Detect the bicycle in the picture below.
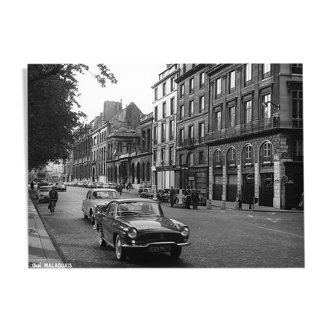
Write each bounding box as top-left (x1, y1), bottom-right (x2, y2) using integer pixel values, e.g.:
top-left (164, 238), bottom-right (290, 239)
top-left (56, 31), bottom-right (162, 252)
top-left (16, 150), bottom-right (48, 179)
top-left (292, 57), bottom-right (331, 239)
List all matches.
top-left (49, 199), bottom-right (57, 214)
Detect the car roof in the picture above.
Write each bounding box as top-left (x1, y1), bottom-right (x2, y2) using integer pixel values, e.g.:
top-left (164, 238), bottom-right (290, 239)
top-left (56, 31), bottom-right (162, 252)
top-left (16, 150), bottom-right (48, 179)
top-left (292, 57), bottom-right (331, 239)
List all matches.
top-left (89, 188), bottom-right (117, 192)
top-left (114, 198), bottom-right (161, 204)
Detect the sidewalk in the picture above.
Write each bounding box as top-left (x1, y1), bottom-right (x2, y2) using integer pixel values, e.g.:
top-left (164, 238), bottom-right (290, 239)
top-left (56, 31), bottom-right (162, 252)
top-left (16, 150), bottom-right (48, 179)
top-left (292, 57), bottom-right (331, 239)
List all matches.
top-left (28, 189), bottom-right (64, 268)
top-left (123, 188), bottom-right (303, 213)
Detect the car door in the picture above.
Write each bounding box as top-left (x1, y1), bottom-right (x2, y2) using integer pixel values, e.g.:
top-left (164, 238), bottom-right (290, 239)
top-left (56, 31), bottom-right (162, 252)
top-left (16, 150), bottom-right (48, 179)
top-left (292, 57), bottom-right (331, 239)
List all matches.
top-left (83, 191), bottom-right (91, 215)
top-left (102, 202), bottom-right (117, 242)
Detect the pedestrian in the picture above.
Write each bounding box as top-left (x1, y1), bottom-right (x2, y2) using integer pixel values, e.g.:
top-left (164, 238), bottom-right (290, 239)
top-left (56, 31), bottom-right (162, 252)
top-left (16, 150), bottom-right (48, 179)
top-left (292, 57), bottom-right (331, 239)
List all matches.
top-left (236, 190), bottom-right (244, 209)
top-left (30, 181), bottom-right (34, 190)
top-left (119, 184), bottom-right (123, 196)
top-left (191, 190), bottom-right (199, 210)
top-left (185, 187), bottom-right (191, 209)
top-left (170, 186), bottom-right (176, 207)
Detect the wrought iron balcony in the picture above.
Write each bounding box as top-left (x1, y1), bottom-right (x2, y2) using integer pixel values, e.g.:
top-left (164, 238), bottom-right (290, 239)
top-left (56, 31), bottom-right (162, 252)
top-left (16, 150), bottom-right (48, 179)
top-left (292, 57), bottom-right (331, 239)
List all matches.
top-left (205, 117), bottom-right (280, 143)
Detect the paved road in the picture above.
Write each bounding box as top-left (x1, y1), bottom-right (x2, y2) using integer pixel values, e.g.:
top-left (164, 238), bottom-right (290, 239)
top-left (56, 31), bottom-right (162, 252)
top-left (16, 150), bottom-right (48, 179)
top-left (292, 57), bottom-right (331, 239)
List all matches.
top-left (33, 186), bottom-right (304, 268)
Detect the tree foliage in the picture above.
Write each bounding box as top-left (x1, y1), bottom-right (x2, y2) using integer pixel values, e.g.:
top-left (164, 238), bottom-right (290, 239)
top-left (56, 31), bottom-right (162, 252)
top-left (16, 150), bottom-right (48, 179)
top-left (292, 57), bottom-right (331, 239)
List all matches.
top-left (28, 64), bottom-right (117, 170)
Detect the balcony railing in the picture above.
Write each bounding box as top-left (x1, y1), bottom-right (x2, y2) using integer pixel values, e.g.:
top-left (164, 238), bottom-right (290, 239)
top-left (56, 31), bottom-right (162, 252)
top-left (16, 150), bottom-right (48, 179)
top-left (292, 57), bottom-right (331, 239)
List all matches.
top-left (178, 137), bottom-right (205, 148)
top-left (206, 117), bottom-right (280, 143)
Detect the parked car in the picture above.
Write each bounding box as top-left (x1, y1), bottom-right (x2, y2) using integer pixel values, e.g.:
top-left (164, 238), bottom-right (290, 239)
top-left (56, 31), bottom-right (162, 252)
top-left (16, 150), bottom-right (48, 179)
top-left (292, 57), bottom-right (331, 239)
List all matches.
top-left (55, 182), bottom-right (67, 191)
top-left (37, 181), bottom-right (49, 190)
top-left (140, 188), bottom-right (156, 200)
top-left (95, 198), bottom-right (191, 261)
top-left (82, 189), bottom-right (120, 226)
top-left (158, 189), bottom-right (170, 202)
top-left (37, 185), bottom-right (53, 203)
top-left (191, 189), bottom-right (207, 206)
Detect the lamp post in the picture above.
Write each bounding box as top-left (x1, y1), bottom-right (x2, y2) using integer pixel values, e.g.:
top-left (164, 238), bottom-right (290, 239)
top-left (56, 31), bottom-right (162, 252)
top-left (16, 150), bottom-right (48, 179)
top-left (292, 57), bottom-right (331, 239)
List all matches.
top-left (262, 101), bottom-right (280, 110)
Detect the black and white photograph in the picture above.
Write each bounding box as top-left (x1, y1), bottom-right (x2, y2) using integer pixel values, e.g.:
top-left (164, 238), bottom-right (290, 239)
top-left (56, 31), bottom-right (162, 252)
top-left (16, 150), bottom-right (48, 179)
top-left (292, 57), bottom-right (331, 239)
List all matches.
top-left (27, 63), bottom-right (304, 268)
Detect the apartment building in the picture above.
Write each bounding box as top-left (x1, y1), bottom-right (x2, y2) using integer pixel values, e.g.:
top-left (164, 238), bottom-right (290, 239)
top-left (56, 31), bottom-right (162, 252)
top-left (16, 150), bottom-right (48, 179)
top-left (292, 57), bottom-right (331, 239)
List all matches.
top-left (151, 64), bottom-right (179, 190)
top-left (174, 64), bottom-right (215, 195)
top-left (205, 63), bottom-right (303, 208)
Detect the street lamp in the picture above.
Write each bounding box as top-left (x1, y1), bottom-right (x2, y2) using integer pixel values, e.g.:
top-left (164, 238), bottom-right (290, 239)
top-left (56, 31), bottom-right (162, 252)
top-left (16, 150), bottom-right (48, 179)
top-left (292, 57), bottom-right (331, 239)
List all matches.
top-left (262, 101), bottom-right (280, 110)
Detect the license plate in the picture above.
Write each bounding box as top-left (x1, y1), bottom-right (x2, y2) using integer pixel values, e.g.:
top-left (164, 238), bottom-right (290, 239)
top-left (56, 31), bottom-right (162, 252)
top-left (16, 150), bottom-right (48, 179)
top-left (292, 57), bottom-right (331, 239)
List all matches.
top-left (149, 245), bottom-right (171, 252)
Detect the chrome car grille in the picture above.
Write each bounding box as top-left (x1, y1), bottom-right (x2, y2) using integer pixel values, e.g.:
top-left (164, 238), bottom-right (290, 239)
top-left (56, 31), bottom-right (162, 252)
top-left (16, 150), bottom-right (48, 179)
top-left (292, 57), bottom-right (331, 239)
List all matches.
top-left (138, 232), bottom-right (183, 243)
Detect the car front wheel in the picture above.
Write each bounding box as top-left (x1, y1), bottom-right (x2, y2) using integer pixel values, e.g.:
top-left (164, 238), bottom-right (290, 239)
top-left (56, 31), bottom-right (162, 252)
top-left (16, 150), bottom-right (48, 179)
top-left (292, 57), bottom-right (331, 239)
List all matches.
top-left (115, 235), bottom-right (126, 261)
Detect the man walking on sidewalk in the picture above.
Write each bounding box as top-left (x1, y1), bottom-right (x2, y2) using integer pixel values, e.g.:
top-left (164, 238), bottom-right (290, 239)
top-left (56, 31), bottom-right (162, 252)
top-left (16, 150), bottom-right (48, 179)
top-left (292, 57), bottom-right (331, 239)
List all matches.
top-left (236, 190), bottom-right (244, 209)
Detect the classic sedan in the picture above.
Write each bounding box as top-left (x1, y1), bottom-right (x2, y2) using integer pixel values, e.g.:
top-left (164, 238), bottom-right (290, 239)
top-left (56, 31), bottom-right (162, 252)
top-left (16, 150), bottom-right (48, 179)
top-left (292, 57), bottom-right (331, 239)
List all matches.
top-left (82, 189), bottom-right (120, 226)
top-left (37, 185), bottom-right (53, 203)
top-left (95, 199), bottom-right (190, 261)
top-left (55, 182), bottom-right (67, 191)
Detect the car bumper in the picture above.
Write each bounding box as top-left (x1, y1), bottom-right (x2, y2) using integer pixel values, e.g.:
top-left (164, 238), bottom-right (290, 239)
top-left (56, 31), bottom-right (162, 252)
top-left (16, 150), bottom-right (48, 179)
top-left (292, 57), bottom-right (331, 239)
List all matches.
top-left (121, 241), bottom-right (191, 250)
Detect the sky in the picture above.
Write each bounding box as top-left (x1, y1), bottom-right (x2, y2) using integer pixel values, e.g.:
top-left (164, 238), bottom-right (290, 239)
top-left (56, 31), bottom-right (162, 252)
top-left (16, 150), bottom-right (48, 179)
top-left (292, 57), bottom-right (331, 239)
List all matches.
top-left (72, 63), bottom-right (167, 123)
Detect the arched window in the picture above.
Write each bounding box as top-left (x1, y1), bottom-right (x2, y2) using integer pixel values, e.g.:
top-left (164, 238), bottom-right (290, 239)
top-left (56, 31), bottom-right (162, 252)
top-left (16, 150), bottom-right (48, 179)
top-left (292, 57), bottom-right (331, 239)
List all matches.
top-left (136, 163), bottom-right (141, 183)
top-left (226, 147), bottom-right (236, 168)
top-left (214, 150), bottom-right (222, 168)
top-left (146, 162), bottom-right (150, 181)
top-left (260, 141), bottom-right (273, 165)
top-left (142, 163), bottom-right (146, 181)
top-left (242, 145), bottom-right (253, 167)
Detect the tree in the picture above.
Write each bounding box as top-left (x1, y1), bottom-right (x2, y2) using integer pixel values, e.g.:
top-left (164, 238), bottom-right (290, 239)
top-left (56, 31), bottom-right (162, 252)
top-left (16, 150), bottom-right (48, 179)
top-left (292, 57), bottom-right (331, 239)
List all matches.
top-left (28, 64), bottom-right (117, 170)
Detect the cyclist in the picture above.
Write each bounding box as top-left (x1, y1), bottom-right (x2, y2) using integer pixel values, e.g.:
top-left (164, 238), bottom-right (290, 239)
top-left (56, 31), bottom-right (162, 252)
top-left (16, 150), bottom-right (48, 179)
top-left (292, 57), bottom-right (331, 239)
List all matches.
top-left (48, 186), bottom-right (59, 211)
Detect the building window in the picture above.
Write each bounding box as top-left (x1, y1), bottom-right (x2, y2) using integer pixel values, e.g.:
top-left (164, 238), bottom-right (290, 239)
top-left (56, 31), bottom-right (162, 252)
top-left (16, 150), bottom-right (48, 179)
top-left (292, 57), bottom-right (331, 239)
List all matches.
top-left (189, 78), bottom-right (194, 94)
top-left (189, 125), bottom-right (194, 143)
top-left (244, 100), bottom-right (252, 123)
top-left (153, 126), bottom-right (158, 144)
top-left (244, 64), bottom-right (252, 85)
top-left (161, 123), bottom-right (166, 143)
top-left (199, 96), bottom-right (204, 113)
top-left (162, 82), bottom-right (166, 96)
top-left (229, 71), bottom-right (235, 93)
top-left (214, 110), bottom-right (221, 131)
top-left (263, 64), bottom-right (271, 79)
top-left (215, 77), bottom-right (221, 99)
top-left (179, 128), bottom-right (184, 145)
top-left (170, 77), bottom-right (174, 91)
top-left (199, 151), bottom-right (204, 164)
top-left (227, 147), bottom-right (236, 167)
top-left (199, 72), bottom-right (205, 88)
top-left (189, 100), bottom-right (194, 117)
top-left (180, 105), bottom-right (184, 120)
top-left (292, 90), bottom-right (303, 128)
top-left (228, 106), bottom-right (236, 127)
top-left (180, 84), bottom-right (184, 98)
top-left (154, 87), bottom-right (158, 101)
top-left (153, 150), bottom-right (157, 164)
top-left (292, 64), bottom-right (303, 74)
top-left (161, 148), bottom-right (165, 164)
top-left (169, 119), bottom-right (174, 140)
top-left (162, 102), bottom-right (166, 118)
top-left (169, 145), bottom-right (173, 165)
top-left (244, 145), bottom-right (252, 161)
top-left (214, 150), bottom-right (222, 167)
top-left (154, 106), bottom-right (158, 121)
top-left (199, 122), bottom-right (204, 143)
top-left (188, 153), bottom-right (194, 167)
top-left (263, 142), bottom-right (271, 158)
top-left (293, 140), bottom-right (303, 157)
top-left (179, 154), bottom-right (184, 166)
top-left (170, 97), bottom-right (175, 115)
top-left (262, 94), bottom-right (271, 119)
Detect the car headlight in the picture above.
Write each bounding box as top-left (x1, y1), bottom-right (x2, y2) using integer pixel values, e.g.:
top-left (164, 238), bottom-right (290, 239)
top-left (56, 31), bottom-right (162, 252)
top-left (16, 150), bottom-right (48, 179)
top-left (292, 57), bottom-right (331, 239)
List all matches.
top-left (128, 227), bottom-right (138, 239)
top-left (181, 226), bottom-right (189, 237)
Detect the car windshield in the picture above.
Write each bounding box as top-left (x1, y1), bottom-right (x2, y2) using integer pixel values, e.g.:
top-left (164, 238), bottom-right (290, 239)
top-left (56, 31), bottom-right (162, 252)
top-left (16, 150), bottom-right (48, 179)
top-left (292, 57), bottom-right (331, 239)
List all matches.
top-left (40, 187), bottom-right (51, 192)
top-left (93, 191), bottom-right (119, 199)
top-left (117, 201), bottom-right (163, 217)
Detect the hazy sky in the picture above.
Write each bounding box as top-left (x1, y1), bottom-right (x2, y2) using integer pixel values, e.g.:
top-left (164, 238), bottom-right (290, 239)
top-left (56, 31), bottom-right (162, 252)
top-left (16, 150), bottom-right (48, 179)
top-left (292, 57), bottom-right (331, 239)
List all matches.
top-left (72, 63), bottom-right (167, 123)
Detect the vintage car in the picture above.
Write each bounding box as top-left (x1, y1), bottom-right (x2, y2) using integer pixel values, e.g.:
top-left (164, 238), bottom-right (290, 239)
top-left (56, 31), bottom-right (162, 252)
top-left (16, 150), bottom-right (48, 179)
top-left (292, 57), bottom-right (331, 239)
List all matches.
top-left (95, 198), bottom-right (190, 261)
top-left (191, 189), bottom-right (207, 206)
top-left (140, 188), bottom-right (162, 201)
top-left (55, 182), bottom-right (67, 191)
top-left (158, 189), bottom-right (170, 202)
top-left (82, 189), bottom-right (120, 226)
top-left (37, 185), bottom-right (53, 203)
